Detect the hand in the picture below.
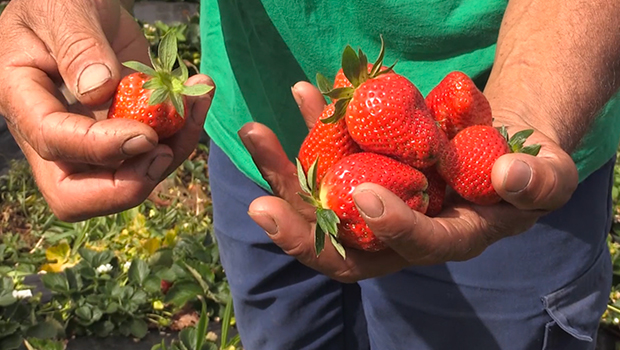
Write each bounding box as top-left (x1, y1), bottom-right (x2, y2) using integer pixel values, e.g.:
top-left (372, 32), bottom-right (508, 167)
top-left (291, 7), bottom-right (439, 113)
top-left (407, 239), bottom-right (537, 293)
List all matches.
top-left (239, 81), bottom-right (578, 283)
top-left (0, 0), bottom-right (214, 221)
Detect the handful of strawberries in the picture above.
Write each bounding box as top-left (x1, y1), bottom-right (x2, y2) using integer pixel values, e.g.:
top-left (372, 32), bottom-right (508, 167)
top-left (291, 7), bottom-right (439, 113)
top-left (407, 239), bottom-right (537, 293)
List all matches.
top-left (297, 39), bottom-right (540, 258)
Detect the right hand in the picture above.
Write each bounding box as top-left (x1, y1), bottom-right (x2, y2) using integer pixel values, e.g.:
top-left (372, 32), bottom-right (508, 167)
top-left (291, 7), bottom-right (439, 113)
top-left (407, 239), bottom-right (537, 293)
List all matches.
top-left (0, 0), bottom-right (214, 221)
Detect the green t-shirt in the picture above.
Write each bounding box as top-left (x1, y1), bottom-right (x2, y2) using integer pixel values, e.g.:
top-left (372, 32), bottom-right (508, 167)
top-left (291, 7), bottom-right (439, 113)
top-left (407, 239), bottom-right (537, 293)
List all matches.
top-left (200, 0), bottom-right (620, 190)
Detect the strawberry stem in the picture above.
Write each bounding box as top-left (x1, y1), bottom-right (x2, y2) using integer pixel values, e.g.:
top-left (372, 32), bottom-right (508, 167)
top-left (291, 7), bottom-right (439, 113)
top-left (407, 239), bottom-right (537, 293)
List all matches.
top-left (122, 30), bottom-right (213, 118)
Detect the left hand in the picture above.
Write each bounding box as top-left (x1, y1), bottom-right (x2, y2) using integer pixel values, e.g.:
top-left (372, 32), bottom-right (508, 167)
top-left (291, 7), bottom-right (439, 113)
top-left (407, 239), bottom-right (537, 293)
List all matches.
top-left (239, 81), bottom-right (578, 283)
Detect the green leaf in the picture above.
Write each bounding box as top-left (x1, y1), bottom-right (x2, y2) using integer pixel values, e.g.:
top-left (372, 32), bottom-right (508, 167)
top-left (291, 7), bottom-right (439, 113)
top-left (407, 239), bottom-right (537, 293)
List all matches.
top-left (324, 87), bottom-right (355, 100)
top-left (77, 248), bottom-right (96, 266)
top-left (496, 125), bottom-right (509, 141)
top-left (75, 305), bottom-right (92, 321)
top-left (370, 35), bottom-right (386, 76)
top-left (521, 144), bottom-right (542, 156)
top-left (298, 193), bottom-right (318, 207)
top-left (149, 248), bottom-right (174, 268)
top-left (170, 93), bottom-right (185, 118)
top-left (0, 291), bottom-right (16, 307)
top-left (129, 318), bottom-right (149, 339)
top-left (128, 259), bottom-right (150, 286)
top-left (25, 320), bottom-right (59, 340)
top-left (123, 61), bottom-right (157, 76)
top-left (182, 84), bottom-right (213, 97)
top-left (358, 49), bottom-right (369, 82)
top-left (91, 250), bottom-right (114, 269)
top-left (329, 235), bottom-right (347, 259)
top-left (149, 88), bottom-right (170, 106)
top-left (194, 302), bottom-right (208, 350)
top-left (0, 333), bottom-right (22, 350)
top-left (143, 78), bottom-right (162, 90)
top-left (316, 73), bottom-right (333, 94)
top-left (296, 158), bottom-right (311, 194)
top-left (316, 208), bottom-right (340, 238)
top-left (164, 281), bottom-right (203, 308)
top-left (41, 273), bottom-right (69, 293)
top-left (183, 263), bottom-right (210, 295)
top-left (321, 98), bottom-right (348, 124)
top-left (159, 32), bottom-right (178, 72)
top-left (307, 157), bottom-right (319, 194)
top-left (143, 275), bottom-right (163, 294)
top-left (314, 224), bottom-right (326, 256)
top-left (179, 327), bottom-right (197, 350)
top-left (177, 54), bottom-right (189, 81)
top-left (341, 45), bottom-right (361, 87)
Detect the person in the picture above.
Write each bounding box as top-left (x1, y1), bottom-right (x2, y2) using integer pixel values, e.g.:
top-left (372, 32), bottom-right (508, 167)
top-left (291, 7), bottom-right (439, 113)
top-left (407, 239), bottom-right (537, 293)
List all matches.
top-left (0, 0), bottom-right (619, 349)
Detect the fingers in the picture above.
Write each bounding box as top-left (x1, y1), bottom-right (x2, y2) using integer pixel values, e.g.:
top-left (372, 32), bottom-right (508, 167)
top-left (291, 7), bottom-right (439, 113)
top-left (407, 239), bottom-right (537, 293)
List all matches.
top-left (19, 0), bottom-right (124, 105)
top-left (491, 144), bottom-right (578, 211)
top-left (161, 74), bottom-right (215, 176)
top-left (24, 142), bottom-right (173, 222)
top-left (291, 81), bottom-right (327, 129)
top-left (352, 183), bottom-right (493, 264)
top-left (248, 195), bottom-right (409, 282)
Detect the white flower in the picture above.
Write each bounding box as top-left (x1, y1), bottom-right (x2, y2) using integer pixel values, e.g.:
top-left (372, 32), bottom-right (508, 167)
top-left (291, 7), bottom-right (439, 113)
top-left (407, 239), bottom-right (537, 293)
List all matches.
top-left (12, 289), bottom-right (32, 299)
top-left (96, 263), bottom-right (114, 274)
top-left (123, 261), bottom-right (132, 272)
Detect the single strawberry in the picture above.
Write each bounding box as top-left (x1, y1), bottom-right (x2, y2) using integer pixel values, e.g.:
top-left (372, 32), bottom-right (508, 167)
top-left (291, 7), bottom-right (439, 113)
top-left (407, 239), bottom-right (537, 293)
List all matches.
top-left (421, 167), bottom-right (446, 217)
top-left (297, 152), bottom-right (428, 257)
top-left (298, 103), bottom-right (361, 186)
top-left (425, 71), bottom-right (493, 139)
top-left (108, 32), bottom-right (213, 139)
top-left (161, 280), bottom-right (173, 294)
top-left (436, 125), bottom-right (541, 205)
top-left (318, 39), bottom-right (446, 169)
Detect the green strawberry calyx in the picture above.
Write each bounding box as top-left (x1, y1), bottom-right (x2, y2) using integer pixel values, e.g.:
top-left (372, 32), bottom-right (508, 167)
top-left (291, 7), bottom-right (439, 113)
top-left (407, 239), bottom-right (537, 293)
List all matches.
top-left (122, 30), bottom-right (213, 118)
top-left (316, 35), bottom-right (396, 124)
top-left (497, 126), bottom-right (542, 155)
top-left (295, 158), bottom-right (347, 259)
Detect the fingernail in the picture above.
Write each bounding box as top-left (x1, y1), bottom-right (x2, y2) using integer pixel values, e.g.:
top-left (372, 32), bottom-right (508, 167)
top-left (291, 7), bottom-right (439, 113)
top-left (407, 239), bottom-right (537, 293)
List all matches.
top-left (503, 160), bottom-right (532, 193)
top-left (353, 190), bottom-right (384, 218)
top-left (238, 130), bottom-right (256, 154)
top-left (147, 154), bottom-right (172, 181)
top-left (77, 63), bottom-right (112, 95)
top-left (122, 135), bottom-right (155, 156)
top-left (248, 211), bottom-right (278, 235)
top-left (291, 86), bottom-right (303, 107)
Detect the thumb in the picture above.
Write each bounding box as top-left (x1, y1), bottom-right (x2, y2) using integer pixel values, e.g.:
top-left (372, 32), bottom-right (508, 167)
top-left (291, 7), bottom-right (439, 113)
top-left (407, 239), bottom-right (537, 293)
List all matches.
top-left (27, 1), bottom-right (124, 105)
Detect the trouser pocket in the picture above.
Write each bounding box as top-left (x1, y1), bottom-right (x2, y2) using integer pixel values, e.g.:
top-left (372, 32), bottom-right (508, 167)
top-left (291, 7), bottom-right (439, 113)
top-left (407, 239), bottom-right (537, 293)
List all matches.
top-left (541, 250), bottom-right (612, 350)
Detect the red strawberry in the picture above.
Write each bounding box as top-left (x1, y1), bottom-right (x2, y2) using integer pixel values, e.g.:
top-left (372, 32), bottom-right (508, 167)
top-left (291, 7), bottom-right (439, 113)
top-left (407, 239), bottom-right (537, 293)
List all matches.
top-left (108, 32), bottom-right (213, 139)
top-left (425, 71), bottom-right (493, 139)
top-left (161, 280), bottom-right (173, 294)
top-left (298, 152), bottom-right (428, 256)
top-left (421, 167), bottom-right (446, 217)
top-left (436, 125), bottom-right (540, 205)
top-left (298, 103), bottom-right (361, 185)
top-left (318, 40), bottom-right (446, 169)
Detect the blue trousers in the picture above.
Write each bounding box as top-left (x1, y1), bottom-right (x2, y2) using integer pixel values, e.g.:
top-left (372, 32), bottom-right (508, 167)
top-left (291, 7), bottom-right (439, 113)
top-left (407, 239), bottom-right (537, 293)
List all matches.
top-left (208, 141), bottom-right (613, 350)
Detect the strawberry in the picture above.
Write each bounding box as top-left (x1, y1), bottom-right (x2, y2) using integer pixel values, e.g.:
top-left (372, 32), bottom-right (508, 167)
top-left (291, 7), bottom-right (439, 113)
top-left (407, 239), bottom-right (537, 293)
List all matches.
top-left (318, 39), bottom-right (446, 169)
top-left (108, 32), bottom-right (213, 139)
top-left (425, 71), bottom-right (493, 139)
top-left (436, 125), bottom-right (541, 205)
top-left (297, 152), bottom-right (428, 257)
top-left (298, 103), bottom-right (361, 186)
top-left (421, 167), bottom-right (446, 217)
top-left (161, 280), bottom-right (173, 294)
